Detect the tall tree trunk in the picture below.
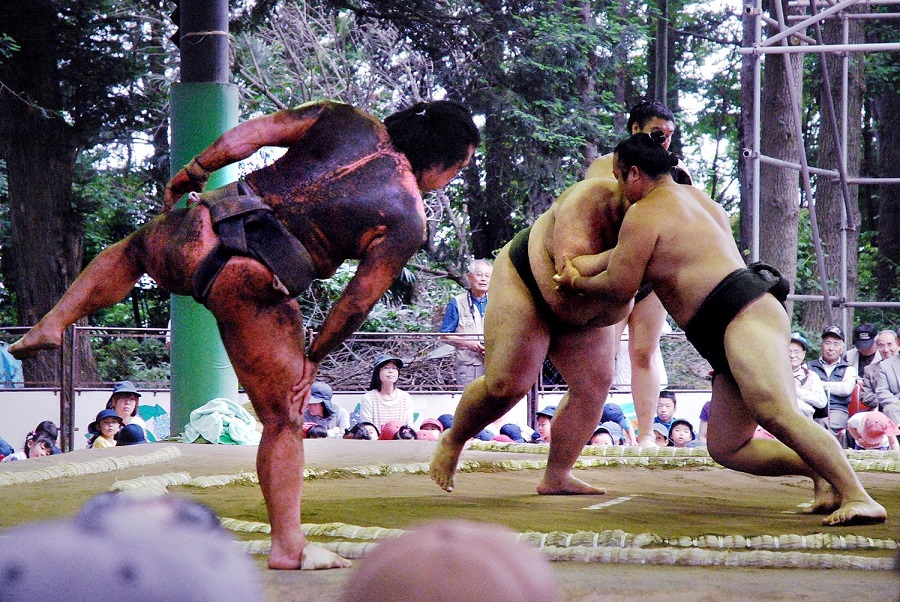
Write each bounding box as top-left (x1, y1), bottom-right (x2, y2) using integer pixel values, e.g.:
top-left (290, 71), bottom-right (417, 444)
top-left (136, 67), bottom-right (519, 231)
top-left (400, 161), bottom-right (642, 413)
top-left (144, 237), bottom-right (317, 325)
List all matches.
top-left (872, 91), bottom-right (900, 301)
top-left (0, 0), bottom-right (95, 385)
top-left (756, 0), bottom-right (805, 318)
top-left (801, 9), bottom-right (865, 331)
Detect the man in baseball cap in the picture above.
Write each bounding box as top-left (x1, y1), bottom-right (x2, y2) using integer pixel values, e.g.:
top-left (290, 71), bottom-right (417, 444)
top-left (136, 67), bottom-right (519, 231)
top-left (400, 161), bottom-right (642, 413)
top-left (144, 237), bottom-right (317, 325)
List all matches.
top-left (847, 323), bottom-right (880, 375)
top-left (808, 326), bottom-right (859, 442)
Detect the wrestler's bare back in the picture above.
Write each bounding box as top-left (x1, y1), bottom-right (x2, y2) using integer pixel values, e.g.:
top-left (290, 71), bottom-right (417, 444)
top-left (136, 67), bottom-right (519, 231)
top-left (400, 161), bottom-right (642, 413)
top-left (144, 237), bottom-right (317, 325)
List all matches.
top-left (528, 177), bottom-right (632, 326)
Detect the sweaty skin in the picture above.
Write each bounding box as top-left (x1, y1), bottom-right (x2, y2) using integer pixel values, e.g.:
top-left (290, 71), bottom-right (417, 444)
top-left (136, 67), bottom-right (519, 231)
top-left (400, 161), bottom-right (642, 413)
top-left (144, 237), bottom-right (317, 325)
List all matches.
top-left (430, 177), bottom-right (632, 495)
top-left (555, 162), bottom-right (886, 527)
top-left (12, 101), bottom-right (473, 569)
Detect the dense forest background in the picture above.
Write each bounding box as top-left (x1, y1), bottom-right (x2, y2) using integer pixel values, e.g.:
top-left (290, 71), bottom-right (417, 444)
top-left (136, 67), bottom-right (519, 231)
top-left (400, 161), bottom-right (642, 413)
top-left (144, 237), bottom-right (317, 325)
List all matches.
top-left (0, 0), bottom-right (898, 383)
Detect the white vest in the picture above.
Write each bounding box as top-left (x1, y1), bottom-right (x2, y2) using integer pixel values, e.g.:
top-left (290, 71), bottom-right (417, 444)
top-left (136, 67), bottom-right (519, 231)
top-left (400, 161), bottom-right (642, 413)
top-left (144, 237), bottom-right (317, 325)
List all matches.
top-left (453, 292), bottom-right (485, 366)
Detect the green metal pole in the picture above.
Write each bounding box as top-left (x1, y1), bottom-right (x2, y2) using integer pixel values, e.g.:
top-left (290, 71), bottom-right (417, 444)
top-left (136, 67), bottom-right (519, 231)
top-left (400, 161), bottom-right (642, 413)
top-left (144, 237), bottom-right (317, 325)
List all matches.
top-left (168, 82), bottom-right (239, 436)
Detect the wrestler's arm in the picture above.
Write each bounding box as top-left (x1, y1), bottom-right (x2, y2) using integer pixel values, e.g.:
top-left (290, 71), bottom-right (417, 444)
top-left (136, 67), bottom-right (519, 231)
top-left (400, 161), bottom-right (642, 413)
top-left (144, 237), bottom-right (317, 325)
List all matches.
top-left (550, 179), bottom-right (622, 275)
top-left (164, 103), bottom-right (328, 208)
top-left (556, 208), bottom-right (654, 301)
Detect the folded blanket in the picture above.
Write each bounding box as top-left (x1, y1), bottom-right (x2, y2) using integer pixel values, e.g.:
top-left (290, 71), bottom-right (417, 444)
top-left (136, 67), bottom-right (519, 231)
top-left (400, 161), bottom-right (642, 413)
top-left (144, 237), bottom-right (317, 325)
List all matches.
top-left (182, 398), bottom-right (261, 445)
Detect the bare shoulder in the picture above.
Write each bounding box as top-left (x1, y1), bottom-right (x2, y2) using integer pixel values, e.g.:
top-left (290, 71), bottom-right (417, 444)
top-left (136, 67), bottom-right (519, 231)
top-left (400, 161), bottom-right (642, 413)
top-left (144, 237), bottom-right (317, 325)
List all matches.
top-left (585, 153), bottom-right (614, 179)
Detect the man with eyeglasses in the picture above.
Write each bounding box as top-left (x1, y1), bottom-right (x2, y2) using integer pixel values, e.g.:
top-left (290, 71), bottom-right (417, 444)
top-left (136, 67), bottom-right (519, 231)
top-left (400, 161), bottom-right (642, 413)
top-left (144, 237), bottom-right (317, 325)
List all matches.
top-left (440, 259), bottom-right (492, 386)
top-left (788, 332), bottom-right (827, 420)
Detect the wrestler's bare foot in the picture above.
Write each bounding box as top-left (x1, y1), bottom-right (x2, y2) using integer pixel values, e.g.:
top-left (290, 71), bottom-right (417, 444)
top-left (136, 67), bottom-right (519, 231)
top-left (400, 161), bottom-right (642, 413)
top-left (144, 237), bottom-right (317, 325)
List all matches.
top-left (802, 478), bottom-right (840, 515)
top-left (9, 326), bottom-right (63, 360)
top-left (537, 472), bottom-right (606, 495)
top-left (268, 541), bottom-right (351, 570)
top-left (637, 434), bottom-right (658, 448)
top-left (822, 500), bottom-right (886, 526)
top-left (430, 434), bottom-right (463, 492)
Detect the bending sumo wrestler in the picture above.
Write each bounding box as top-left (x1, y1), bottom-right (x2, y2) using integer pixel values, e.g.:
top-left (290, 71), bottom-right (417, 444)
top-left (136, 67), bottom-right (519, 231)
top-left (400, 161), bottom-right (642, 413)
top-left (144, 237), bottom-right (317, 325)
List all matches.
top-left (554, 133), bottom-right (885, 526)
top-left (430, 176), bottom-right (633, 495)
top-left (11, 99), bottom-right (481, 568)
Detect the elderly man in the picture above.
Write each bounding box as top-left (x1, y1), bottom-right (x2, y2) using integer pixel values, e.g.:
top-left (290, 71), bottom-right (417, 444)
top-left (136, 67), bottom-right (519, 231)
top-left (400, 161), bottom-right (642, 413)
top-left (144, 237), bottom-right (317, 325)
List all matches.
top-left (875, 342), bottom-right (900, 426)
top-left (440, 259), bottom-right (492, 386)
top-left (861, 330), bottom-right (899, 410)
top-left (808, 327), bottom-right (859, 440)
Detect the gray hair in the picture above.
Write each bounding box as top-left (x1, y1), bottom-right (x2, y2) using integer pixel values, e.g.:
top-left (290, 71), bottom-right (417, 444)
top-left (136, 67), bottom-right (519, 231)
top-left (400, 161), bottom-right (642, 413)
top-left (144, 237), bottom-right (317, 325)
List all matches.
top-left (468, 259), bottom-right (492, 274)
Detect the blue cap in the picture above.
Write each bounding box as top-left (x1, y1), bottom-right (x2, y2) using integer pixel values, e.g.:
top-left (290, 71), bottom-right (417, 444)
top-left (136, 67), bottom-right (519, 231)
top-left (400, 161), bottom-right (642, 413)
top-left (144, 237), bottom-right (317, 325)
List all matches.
top-left (499, 423), bottom-right (526, 443)
top-left (437, 414), bottom-right (454, 430)
top-left (88, 409), bottom-right (124, 434)
top-left (310, 381), bottom-right (333, 403)
top-left (789, 332), bottom-right (809, 351)
top-left (536, 405), bottom-right (557, 419)
top-left (474, 429), bottom-right (494, 441)
top-left (112, 381), bottom-right (141, 397)
top-left (116, 424), bottom-right (146, 446)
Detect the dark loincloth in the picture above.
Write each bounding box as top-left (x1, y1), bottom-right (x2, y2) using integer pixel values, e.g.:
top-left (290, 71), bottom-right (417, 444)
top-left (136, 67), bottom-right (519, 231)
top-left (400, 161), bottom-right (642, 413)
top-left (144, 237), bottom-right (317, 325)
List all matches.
top-left (507, 226), bottom-right (573, 334)
top-left (684, 262), bottom-right (789, 375)
top-left (191, 182), bottom-right (318, 305)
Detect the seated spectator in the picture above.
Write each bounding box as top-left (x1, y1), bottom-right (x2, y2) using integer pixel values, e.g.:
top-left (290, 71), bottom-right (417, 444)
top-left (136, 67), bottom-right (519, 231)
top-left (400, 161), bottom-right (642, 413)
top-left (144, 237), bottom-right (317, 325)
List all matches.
top-left (532, 405), bottom-right (556, 443)
top-left (0, 493), bottom-right (261, 600)
top-left (875, 348), bottom-right (900, 426)
top-left (697, 400), bottom-right (711, 444)
top-left (378, 420), bottom-right (404, 441)
top-left (394, 425), bottom-right (417, 440)
top-left (654, 390), bottom-right (677, 430)
top-left (0, 435), bottom-right (13, 459)
top-left (808, 326), bottom-right (858, 440)
top-left (652, 423), bottom-right (670, 447)
top-left (668, 418), bottom-right (696, 448)
top-left (861, 330), bottom-right (899, 410)
top-left (343, 423), bottom-right (376, 440)
top-left (106, 381), bottom-right (150, 439)
top-left (416, 418), bottom-right (444, 441)
top-left (87, 409), bottom-right (124, 449)
top-left (2, 431), bottom-right (56, 461)
top-left (341, 520), bottom-right (560, 602)
top-left (359, 355), bottom-right (414, 429)
top-left (302, 423), bottom-right (329, 439)
top-left (437, 414), bottom-right (454, 431)
top-left (115, 423), bottom-right (147, 446)
top-left (32, 420), bottom-right (63, 454)
top-left (788, 332), bottom-right (828, 419)
top-left (303, 382), bottom-right (350, 438)
top-left (500, 423), bottom-right (527, 443)
top-left (846, 411), bottom-right (899, 451)
top-left (589, 422), bottom-right (623, 446)
top-left (419, 418), bottom-right (444, 435)
top-left (846, 323), bottom-right (880, 375)
top-left (600, 401), bottom-right (637, 445)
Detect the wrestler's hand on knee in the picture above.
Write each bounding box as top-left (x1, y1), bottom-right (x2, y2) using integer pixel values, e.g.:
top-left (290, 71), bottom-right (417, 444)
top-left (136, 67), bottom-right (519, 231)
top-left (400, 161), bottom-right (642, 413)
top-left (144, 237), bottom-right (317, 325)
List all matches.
top-left (290, 358), bottom-right (320, 417)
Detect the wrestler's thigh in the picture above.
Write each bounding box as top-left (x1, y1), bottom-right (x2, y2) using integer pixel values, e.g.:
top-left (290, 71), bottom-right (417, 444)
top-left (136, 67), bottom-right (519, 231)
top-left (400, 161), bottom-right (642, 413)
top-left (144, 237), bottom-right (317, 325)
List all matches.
top-left (628, 293), bottom-right (667, 356)
top-left (548, 324), bottom-right (616, 398)
top-left (205, 257), bottom-right (305, 424)
top-left (722, 295), bottom-right (796, 421)
top-left (482, 247), bottom-right (551, 391)
top-left (707, 375), bottom-right (757, 456)
top-left (139, 207), bottom-right (218, 295)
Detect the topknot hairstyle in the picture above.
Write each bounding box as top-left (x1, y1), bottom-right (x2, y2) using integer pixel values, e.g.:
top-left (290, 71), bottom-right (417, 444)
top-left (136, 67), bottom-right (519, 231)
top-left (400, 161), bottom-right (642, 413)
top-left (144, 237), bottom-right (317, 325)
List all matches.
top-left (384, 100), bottom-right (480, 175)
top-left (614, 133), bottom-right (679, 179)
top-left (626, 99), bottom-right (676, 133)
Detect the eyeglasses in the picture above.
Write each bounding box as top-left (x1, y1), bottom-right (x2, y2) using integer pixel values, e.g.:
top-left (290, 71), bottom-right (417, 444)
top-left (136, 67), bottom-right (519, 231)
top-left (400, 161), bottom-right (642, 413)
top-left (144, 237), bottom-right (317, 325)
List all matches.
top-left (787, 348), bottom-right (805, 357)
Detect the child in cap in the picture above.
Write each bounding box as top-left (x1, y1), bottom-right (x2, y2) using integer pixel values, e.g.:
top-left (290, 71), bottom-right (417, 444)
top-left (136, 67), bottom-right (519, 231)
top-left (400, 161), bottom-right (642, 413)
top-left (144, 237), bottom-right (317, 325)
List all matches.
top-left (115, 423), bottom-right (147, 446)
top-left (652, 423), bottom-right (670, 447)
top-left (668, 418), bottom-right (696, 448)
top-left (88, 409), bottom-right (124, 449)
top-left (847, 411), bottom-right (900, 451)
